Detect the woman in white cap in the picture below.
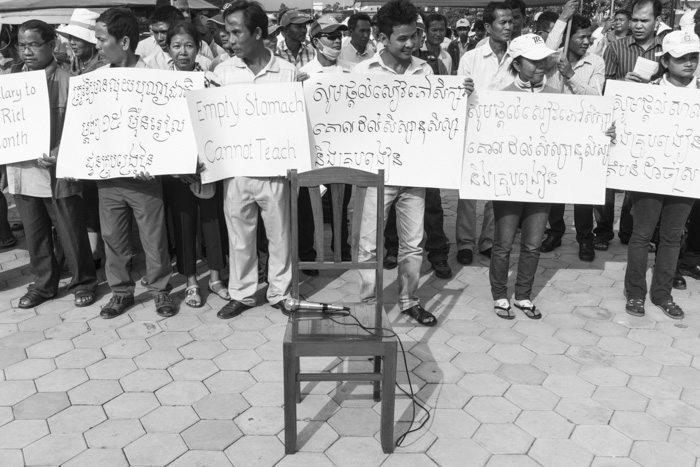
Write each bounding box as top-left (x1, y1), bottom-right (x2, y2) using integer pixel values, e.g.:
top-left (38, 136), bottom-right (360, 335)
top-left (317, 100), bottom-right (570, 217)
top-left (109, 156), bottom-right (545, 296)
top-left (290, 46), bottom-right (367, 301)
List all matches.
top-left (624, 30), bottom-right (700, 321)
top-left (56, 8), bottom-right (103, 75)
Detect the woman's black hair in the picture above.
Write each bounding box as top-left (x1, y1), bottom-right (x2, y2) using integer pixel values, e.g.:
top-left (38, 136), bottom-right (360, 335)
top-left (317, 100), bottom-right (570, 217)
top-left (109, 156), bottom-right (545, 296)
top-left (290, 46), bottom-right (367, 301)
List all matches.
top-left (166, 20), bottom-right (202, 53)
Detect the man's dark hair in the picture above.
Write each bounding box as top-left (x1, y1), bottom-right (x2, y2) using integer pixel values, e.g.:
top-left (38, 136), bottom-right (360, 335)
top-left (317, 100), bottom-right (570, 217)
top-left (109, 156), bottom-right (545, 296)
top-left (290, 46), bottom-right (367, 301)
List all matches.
top-left (630, 0), bottom-right (662, 19)
top-left (377, 0), bottom-right (419, 39)
top-left (569, 13), bottom-right (592, 37)
top-left (426, 13), bottom-right (447, 29)
top-left (224, 0), bottom-right (268, 39)
top-left (348, 12), bottom-right (371, 31)
top-left (18, 20), bottom-right (56, 43)
top-left (614, 9), bottom-right (632, 19)
top-left (166, 20), bottom-right (202, 51)
top-left (97, 8), bottom-right (140, 52)
top-left (150, 5), bottom-right (185, 25)
top-left (483, 2), bottom-right (511, 26)
top-left (505, 0), bottom-right (526, 16)
top-left (535, 11), bottom-right (559, 33)
top-left (473, 19), bottom-right (485, 32)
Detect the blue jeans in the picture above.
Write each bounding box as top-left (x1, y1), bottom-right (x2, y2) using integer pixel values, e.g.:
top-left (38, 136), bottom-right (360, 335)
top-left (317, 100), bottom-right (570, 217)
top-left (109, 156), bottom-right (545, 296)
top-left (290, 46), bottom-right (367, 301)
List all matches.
top-left (359, 186), bottom-right (425, 311)
top-left (624, 192), bottom-right (694, 304)
top-left (490, 201), bottom-right (550, 301)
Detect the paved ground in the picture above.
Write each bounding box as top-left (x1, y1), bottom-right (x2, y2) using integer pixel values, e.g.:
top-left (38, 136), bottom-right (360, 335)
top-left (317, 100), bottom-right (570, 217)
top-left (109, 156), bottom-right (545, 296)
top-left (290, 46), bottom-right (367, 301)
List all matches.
top-left (0, 192), bottom-right (699, 467)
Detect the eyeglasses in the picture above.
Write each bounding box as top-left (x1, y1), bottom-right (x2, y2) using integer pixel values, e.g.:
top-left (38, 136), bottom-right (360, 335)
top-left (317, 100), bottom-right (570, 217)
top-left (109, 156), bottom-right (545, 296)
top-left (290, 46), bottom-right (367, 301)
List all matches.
top-left (15, 41), bottom-right (47, 52)
top-left (320, 33), bottom-right (343, 41)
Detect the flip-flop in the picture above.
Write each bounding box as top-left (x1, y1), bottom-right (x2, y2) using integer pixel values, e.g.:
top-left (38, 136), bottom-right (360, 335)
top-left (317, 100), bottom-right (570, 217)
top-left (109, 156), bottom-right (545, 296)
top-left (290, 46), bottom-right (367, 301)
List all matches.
top-left (495, 304), bottom-right (514, 320)
top-left (514, 302), bottom-right (541, 320)
top-left (401, 305), bottom-right (437, 327)
top-left (208, 280), bottom-right (230, 300)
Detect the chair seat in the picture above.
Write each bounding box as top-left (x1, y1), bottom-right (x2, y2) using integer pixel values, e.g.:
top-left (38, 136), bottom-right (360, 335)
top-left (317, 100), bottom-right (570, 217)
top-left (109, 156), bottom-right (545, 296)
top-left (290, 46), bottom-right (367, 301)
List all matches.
top-left (285, 303), bottom-right (394, 344)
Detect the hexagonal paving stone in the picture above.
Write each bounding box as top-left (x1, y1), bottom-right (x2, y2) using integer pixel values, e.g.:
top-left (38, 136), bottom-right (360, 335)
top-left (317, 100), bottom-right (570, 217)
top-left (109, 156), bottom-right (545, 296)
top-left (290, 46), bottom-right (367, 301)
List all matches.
top-left (487, 344), bottom-right (535, 364)
top-left (542, 375), bottom-right (596, 398)
top-left (646, 399), bottom-right (700, 427)
top-left (644, 346), bottom-right (692, 366)
top-left (485, 455), bottom-right (541, 467)
top-left (134, 349), bottom-right (184, 369)
top-left (452, 353), bottom-right (501, 374)
top-left (668, 427), bottom-right (700, 457)
top-left (515, 411), bottom-right (574, 439)
top-left (62, 448), bottom-right (128, 467)
top-left (610, 411), bottom-right (671, 441)
top-left (4, 358), bottom-right (55, 380)
top-left (169, 450), bottom-right (234, 467)
top-left (104, 392), bottom-right (160, 419)
top-left (504, 384), bottom-right (559, 411)
top-left (529, 439), bottom-right (594, 467)
top-left (416, 383), bottom-right (471, 409)
top-left (48, 405), bottom-right (106, 434)
top-left (592, 386), bottom-right (649, 411)
top-left (222, 331), bottom-right (267, 350)
top-left (235, 406), bottom-right (284, 435)
top-left (465, 397), bottom-right (520, 423)
top-left (13, 392), bottom-right (69, 420)
top-left (54, 349), bottom-right (104, 369)
top-left (597, 337), bottom-right (644, 356)
top-left (124, 433), bottom-right (187, 466)
top-left (495, 364), bottom-right (547, 385)
top-left (0, 420), bottom-right (49, 448)
top-left (168, 359), bottom-right (219, 381)
top-left (613, 355), bottom-right (663, 376)
top-left (23, 433), bottom-right (86, 466)
top-left (446, 335), bottom-right (493, 353)
top-left (181, 419), bottom-right (242, 450)
top-left (141, 405), bottom-right (199, 434)
top-left (116, 321), bottom-right (161, 340)
top-left (26, 339), bottom-right (73, 358)
top-left (327, 407), bottom-right (380, 437)
top-left (84, 419), bottom-right (145, 448)
top-left (473, 423), bottom-right (533, 454)
top-left (0, 349), bottom-right (26, 370)
top-left (578, 365), bottom-right (630, 387)
top-left (413, 361), bottom-right (464, 384)
top-left (147, 331), bottom-right (193, 349)
top-left (660, 366), bottom-right (700, 389)
top-left (156, 380), bottom-right (210, 405)
top-left (570, 425), bottom-right (632, 457)
top-left (204, 370), bottom-right (256, 394)
top-left (325, 436), bottom-right (388, 467)
top-left (35, 369), bottom-right (88, 392)
top-left (67, 379), bottom-right (122, 405)
top-left (193, 393), bottom-right (250, 420)
top-left (86, 358), bottom-right (137, 380)
top-left (119, 369), bottom-right (172, 392)
top-left (531, 355), bottom-right (581, 375)
top-left (457, 373), bottom-right (509, 396)
top-left (102, 339), bottom-right (151, 359)
top-left (521, 336), bottom-right (568, 355)
top-left (480, 328), bottom-right (525, 345)
top-left (189, 323), bottom-right (233, 341)
top-left (179, 340), bottom-right (227, 359)
top-left (242, 382), bottom-right (284, 407)
top-left (214, 349), bottom-right (263, 371)
top-left (0, 332), bottom-right (45, 350)
top-left (224, 435), bottom-right (285, 467)
top-left (284, 420), bottom-right (339, 452)
top-left (555, 398), bottom-right (612, 425)
top-left (630, 441), bottom-right (696, 467)
top-left (628, 376), bottom-right (682, 399)
top-left (427, 438), bottom-right (490, 467)
top-left (72, 329), bottom-right (119, 348)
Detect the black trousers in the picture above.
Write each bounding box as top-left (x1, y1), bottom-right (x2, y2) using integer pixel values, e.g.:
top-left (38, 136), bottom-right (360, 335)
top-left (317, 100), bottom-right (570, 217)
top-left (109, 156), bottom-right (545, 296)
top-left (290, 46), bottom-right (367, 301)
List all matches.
top-left (545, 203), bottom-right (594, 244)
top-left (594, 189), bottom-right (633, 241)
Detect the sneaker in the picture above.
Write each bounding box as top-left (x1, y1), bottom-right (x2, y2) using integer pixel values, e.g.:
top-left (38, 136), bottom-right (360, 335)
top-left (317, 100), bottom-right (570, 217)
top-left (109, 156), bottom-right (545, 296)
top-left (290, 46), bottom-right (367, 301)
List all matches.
top-left (100, 294), bottom-right (135, 319)
top-left (431, 259), bottom-right (452, 279)
top-left (155, 293), bottom-right (178, 318)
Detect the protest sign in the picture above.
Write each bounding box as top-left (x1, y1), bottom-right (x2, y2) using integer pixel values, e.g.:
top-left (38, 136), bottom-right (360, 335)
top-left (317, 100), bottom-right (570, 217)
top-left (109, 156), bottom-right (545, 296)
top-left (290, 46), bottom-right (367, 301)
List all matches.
top-left (605, 80), bottom-right (700, 198)
top-left (56, 68), bottom-right (203, 179)
top-left (460, 90), bottom-right (614, 204)
top-left (0, 70), bottom-right (50, 164)
top-left (305, 74), bottom-right (469, 189)
top-left (186, 82), bottom-right (312, 183)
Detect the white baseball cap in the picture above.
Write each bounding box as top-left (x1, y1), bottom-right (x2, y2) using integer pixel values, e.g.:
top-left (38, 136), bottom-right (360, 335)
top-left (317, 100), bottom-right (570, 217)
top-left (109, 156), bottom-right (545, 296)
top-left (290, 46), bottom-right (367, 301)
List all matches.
top-left (679, 10), bottom-right (696, 32)
top-left (509, 33), bottom-right (557, 60)
top-left (456, 18), bottom-right (470, 30)
top-left (660, 30), bottom-right (700, 58)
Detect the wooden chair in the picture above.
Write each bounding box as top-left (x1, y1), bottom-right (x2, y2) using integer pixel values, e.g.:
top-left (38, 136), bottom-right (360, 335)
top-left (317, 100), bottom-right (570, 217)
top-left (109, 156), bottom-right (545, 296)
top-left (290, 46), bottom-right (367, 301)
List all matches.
top-left (283, 167), bottom-right (397, 454)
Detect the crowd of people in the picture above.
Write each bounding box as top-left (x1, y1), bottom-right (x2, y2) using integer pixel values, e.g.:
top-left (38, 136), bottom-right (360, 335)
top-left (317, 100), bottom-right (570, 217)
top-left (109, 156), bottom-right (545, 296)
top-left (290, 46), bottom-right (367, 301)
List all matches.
top-left (0, 0), bottom-right (698, 328)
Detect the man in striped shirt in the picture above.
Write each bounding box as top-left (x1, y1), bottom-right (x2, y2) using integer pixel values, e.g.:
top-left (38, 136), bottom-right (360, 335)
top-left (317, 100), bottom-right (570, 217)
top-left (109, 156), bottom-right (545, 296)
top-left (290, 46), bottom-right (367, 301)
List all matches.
top-left (276, 9), bottom-right (315, 69)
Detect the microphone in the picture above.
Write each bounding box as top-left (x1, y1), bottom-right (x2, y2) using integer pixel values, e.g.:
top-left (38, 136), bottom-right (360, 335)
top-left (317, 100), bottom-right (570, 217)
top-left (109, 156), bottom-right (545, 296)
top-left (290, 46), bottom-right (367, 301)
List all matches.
top-left (285, 298), bottom-right (350, 313)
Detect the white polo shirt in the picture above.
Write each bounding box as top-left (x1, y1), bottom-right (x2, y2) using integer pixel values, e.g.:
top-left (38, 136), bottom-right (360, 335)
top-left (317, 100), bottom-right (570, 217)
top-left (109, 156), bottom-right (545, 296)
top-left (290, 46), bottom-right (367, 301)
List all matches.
top-left (214, 51), bottom-right (297, 85)
top-left (457, 40), bottom-right (514, 90)
top-left (353, 50), bottom-right (433, 76)
top-left (299, 57), bottom-right (353, 73)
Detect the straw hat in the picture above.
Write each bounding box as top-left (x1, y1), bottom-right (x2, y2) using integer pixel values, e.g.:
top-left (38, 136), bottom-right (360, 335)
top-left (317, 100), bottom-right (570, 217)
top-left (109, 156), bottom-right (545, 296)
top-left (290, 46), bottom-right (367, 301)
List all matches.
top-left (57, 8), bottom-right (99, 44)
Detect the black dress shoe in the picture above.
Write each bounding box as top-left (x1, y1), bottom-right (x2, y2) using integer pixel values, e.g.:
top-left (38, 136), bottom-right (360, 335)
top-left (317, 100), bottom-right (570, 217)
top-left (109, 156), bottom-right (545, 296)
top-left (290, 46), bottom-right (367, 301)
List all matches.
top-left (383, 254), bottom-right (398, 270)
top-left (100, 294), bottom-right (135, 319)
top-left (431, 259), bottom-right (452, 279)
top-left (680, 265), bottom-right (700, 281)
top-left (539, 235), bottom-right (562, 253)
top-left (18, 291), bottom-right (53, 309)
top-left (155, 293), bottom-right (178, 317)
top-left (217, 300), bottom-right (252, 319)
top-left (673, 274), bottom-right (687, 290)
top-left (457, 249), bottom-right (473, 265)
top-left (480, 248), bottom-right (492, 259)
top-left (578, 241), bottom-right (595, 262)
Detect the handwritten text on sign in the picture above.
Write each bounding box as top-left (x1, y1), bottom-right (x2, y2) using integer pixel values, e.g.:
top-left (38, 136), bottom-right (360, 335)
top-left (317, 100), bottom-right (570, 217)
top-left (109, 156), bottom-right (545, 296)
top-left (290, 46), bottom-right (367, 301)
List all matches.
top-left (605, 80), bottom-right (700, 197)
top-left (56, 68), bottom-right (203, 179)
top-left (305, 74), bottom-right (469, 189)
top-left (186, 82), bottom-right (312, 183)
top-left (460, 91), bottom-right (613, 204)
top-left (0, 71), bottom-right (50, 164)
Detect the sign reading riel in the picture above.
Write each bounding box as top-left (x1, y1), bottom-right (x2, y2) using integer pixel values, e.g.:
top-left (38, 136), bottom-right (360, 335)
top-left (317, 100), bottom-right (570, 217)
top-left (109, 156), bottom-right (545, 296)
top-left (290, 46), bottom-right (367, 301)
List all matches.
top-left (605, 80), bottom-right (700, 198)
top-left (186, 82), bottom-right (312, 183)
top-left (460, 90), bottom-right (614, 204)
top-left (56, 68), bottom-right (203, 179)
top-left (305, 74), bottom-right (470, 189)
top-left (0, 70), bottom-right (50, 164)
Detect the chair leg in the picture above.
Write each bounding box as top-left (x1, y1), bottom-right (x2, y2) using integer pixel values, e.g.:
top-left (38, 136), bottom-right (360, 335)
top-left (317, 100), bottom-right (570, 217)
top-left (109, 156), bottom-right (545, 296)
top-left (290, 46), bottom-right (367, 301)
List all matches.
top-left (380, 343), bottom-right (397, 454)
top-left (295, 356), bottom-right (301, 403)
top-left (373, 356), bottom-right (382, 401)
top-left (283, 343), bottom-right (297, 454)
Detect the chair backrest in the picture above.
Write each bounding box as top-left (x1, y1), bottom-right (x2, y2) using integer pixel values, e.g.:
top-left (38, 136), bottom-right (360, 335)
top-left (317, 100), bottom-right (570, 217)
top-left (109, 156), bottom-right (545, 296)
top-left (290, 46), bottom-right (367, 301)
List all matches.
top-left (289, 167), bottom-right (385, 319)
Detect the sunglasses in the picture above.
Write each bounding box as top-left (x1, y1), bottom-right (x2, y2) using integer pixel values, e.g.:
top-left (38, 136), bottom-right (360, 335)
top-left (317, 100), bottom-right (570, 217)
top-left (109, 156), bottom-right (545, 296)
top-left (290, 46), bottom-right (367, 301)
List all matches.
top-left (320, 33), bottom-right (343, 41)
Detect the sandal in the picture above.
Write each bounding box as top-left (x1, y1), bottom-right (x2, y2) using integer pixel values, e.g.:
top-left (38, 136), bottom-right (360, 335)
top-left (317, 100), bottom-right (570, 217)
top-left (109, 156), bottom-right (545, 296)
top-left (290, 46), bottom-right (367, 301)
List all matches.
top-left (592, 237), bottom-right (609, 251)
top-left (494, 299), bottom-right (514, 320)
top-left (0, 235), bottom-right (16, 249)
top-left (401, 305), bottom-right (437, 326)
top-left (74, 290), bottom-right (96, 308)
top-left (184, 285), bottom-right (202, 308)
top-left (208, 280), bottom-right (230, 300)
top-left (654, 300), bottom-right (683, 320)
top-left (514, 300), bottom-right (541, 320)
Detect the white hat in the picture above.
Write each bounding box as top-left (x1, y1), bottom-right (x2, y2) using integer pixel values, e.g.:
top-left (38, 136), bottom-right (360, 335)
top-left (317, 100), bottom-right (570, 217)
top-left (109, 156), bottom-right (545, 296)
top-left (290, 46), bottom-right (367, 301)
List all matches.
top-left (416, 14), bottom-right (425, 31)
top-left (456, 18), bottom-right (470, 30)
top-left (591, 26), bottom-right (604, 40)
top-left (533, 12), bottom-right (542, 21)
top-left (656, 21), bottom-right (672, 36)
top-left (661, 30), bottom-right (700, 58)
top-left (509, 33), bottom-right (557, 60)
top-left (680, 10), bottom-right (696, 32)
top-left (56, 8), bottom-right (99, 44)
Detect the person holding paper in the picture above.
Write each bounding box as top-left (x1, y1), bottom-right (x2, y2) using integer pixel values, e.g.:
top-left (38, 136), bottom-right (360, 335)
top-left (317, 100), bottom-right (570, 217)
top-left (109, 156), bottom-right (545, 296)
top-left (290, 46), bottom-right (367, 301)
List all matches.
top-left (94, 8), bottom-right (176, 319)
top-left (213, 0), bottom-right (297, 319)
top-left (8, 20), bottom-right (97, 310)
top-left (624, 30), bottom-right (700, 320)
top-left (353, 0), bottom-right (440, 326)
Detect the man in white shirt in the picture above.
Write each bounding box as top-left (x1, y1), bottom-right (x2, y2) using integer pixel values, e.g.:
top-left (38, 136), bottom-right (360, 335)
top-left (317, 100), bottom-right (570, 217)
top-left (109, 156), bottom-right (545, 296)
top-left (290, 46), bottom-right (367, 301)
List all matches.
top-left (301, 16), bottom-right (353, 73)
top-left (136, 4), bottom-right (214, 60)
top-left (339, 12), bottom-right (376, 65)
top-left (422, 13), bottom-right (451, 73)
top-left (214, 0), bottom-right (296, 319)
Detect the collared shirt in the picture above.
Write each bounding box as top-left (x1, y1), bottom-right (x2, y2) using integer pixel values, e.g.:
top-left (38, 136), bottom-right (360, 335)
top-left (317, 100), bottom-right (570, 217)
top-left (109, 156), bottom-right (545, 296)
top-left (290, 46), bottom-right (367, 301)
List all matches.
top-left (7, 61), bottom-right (80, 199)
top-left (214, 52), bottom-right (297, 85)
top-left (457, 40), bottom-right (514, 91)
top-left (209, 52), bottom-right (234, 71)
top-left (276, 39), bottom-right (316, 69)
top-left (144, 50), bottom-right (212, 71)
top-left (338, 40), bottom-right (376, 65)
top-left (353, 50), bottom-right (433, 76)
top-left (98, 56), bottom-right (148, 70)
top-left (299, 57), bottom-right (353, 74)
top-left (420, 44), bottom-right (451, 75)
top-left (655, 74), bottom-right (699, 88)
top-left (136, 35), bottom-right (214, 61)
top-left (547, 50), bottom-right (606, 95)
top-left (603, 35), bottom-right (663, 80)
